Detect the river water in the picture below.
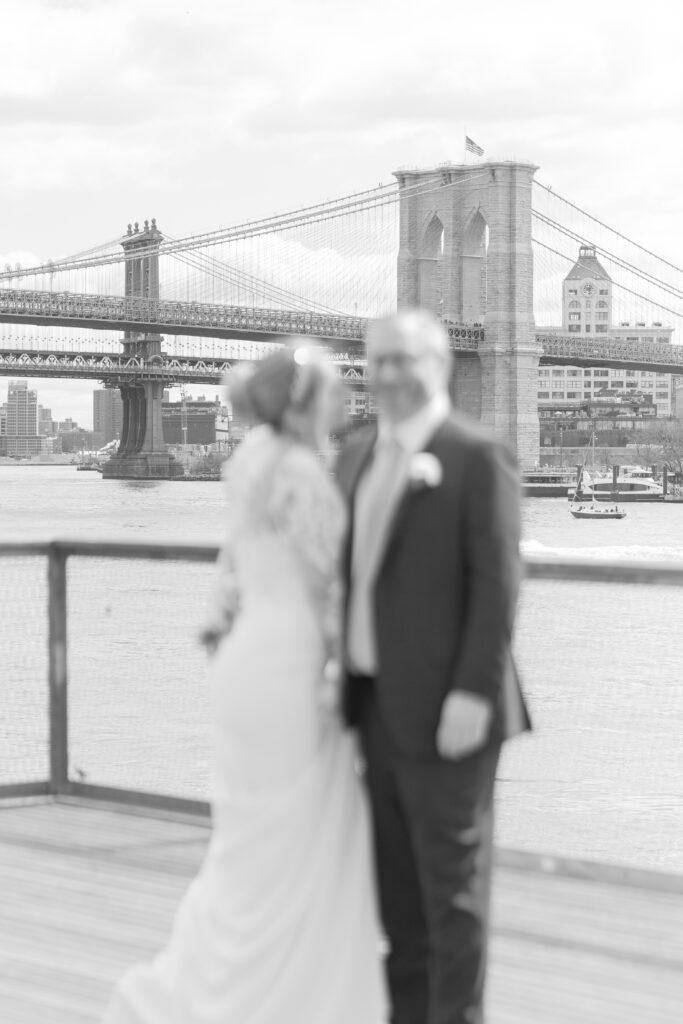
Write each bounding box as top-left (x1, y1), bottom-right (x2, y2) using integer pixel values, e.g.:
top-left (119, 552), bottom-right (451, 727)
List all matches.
top-left (1, 464), bottom-right (682, 872)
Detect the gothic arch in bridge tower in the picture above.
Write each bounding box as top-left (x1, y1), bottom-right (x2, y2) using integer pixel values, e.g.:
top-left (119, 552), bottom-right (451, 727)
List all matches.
top-left (418, 213), bottom-right (444, 313)
top-left (461, 208), bottom-right (488, 324)
top-left (394, 161), bottom-right (541, 468)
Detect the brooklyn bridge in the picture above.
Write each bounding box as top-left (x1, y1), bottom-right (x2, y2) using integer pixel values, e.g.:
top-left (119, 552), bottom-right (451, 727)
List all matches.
top-left (2, 160), bottom-right (682, 476)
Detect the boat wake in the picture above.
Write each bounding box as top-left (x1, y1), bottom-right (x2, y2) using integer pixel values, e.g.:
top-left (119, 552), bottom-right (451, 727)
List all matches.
top-left (521, 538), bottom-right (683, 562)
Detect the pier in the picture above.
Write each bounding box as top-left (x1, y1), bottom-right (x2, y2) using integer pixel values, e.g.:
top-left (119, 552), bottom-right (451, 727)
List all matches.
top-left (1, 541), bottom-right (682, 1023)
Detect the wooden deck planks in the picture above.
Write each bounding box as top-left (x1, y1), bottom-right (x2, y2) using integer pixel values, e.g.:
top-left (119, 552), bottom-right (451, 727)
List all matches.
top-left (1, 800), bottom-right (681, 1024)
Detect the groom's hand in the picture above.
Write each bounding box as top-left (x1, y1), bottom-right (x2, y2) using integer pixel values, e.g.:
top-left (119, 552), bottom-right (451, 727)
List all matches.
top-left (437, 692), bottom-right (493, 760)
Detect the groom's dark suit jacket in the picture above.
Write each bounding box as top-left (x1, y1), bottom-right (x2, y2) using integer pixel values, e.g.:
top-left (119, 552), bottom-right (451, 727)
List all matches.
top-left (337, 411), bottom-right (531, 758)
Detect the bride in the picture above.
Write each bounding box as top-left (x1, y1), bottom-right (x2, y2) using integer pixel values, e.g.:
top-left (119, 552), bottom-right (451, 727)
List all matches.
top-left (104, 344), bottom-right (388, 1024)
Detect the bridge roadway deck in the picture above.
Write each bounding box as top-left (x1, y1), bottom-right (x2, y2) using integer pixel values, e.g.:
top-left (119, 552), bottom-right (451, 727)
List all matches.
top-left (3, 289), bottom-right (683, 374)
top-left (1, 798), bottom-right (681, 1024)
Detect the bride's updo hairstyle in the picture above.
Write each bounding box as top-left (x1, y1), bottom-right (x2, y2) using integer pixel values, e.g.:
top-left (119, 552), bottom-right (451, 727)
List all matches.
top-left (228, 341), bottom-right (330, 435)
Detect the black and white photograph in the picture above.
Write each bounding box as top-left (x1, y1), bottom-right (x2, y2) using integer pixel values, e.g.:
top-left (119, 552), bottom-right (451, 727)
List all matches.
top-left (1, 1), bottom-right (682, 1022)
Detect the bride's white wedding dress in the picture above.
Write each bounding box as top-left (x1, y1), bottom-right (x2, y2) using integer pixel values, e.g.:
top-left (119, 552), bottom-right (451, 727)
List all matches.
top-left (104, 426), bottom-right (387, 1024)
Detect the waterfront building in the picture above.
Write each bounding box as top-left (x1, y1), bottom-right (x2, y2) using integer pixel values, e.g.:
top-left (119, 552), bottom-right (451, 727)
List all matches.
top-left (93, 389), bottom-right (123, 448)
top-left (162, 397), bottom-right (219, 446)
top-left (345, 389), bottom-right (370, 419)
top-left (54, 417), bottom-right (93, 453)
top-left (675, 382), bottom-right (683, 419)
top-left (40, 436), bottom-right (62, 455)
top-left (38, 406), bottom-right (56, 436)
top-left (539, 246), bottom-right (675, 417)
top-left (5, 380), bottom-right (41, 457)
top-left (344, 386), bottom-right (377, 423)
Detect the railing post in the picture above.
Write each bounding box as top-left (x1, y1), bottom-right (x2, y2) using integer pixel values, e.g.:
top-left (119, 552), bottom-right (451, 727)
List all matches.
top-left (48, 545), bottom-right (68, 794)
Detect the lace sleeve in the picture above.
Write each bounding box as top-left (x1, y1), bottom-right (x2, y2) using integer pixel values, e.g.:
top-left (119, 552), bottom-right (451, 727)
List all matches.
top-left (266, 446), bottom-right (346, 660)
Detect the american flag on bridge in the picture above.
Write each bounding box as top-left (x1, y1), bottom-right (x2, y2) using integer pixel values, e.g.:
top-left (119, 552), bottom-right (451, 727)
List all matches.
top-left (465, 136), bottom-right (484, 157)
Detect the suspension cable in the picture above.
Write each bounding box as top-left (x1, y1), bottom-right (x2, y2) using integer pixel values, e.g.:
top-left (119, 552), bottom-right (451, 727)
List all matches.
top-left (534, 181), bottom-right (683, 278)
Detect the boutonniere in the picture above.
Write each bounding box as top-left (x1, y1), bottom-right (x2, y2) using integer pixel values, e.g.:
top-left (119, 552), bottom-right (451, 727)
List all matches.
top-left (407, 452), bottom-right (443, 491)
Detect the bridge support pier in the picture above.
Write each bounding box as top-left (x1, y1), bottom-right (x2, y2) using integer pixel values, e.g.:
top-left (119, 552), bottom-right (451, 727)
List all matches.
top-left (103, 220), bottom-right (181, 480)
top-left (395, 160), bottom-right (541, 469)
top-left (103, 377), bottom-right (181, 479)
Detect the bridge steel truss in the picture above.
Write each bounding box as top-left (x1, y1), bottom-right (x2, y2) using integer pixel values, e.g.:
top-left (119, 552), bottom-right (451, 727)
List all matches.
top-left (537, 334), bottom-right (683, 375)
top-left (0, 348), bottom-right (373, 385)
top-left (2, 334), bottom-right (683, 387)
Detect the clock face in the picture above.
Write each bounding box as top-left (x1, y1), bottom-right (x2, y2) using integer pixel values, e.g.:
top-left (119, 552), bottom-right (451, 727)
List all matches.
top-left (582, 282), bottom-right (596, 296)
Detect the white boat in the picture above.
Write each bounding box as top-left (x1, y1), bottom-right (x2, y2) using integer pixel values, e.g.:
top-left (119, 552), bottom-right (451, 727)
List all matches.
top-left (522, 467), bottom-right (576, 497)
top-left (567, 466), bottom-right (664, 502)
top-left (568, 448), bottom-right (626, 518)
top-left (569, 501), bottom-right (626, 520)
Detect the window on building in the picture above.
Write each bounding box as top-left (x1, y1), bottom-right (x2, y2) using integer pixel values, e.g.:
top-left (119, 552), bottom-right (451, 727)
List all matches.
top-left (584, 369), bottom-right (592, 376)
top-left (656, 392), bottom-right (669, 399)
top-left (595, 325), bottom-right (608, 332)
top-left (568, 300), bottom-right (580, 309)
top-left (641, 337), bottom-right (654, 343)
top-left (597, 300), bottom-right (608, 308)
top-left (568, 324), bottom-right (580, 333)
top-left (625, 381), bottom-right (637, 388)
top-left (626, 336), bottom-right (639, 341)
top-left (568, 288), bottom-right (578, 295)
top-left (585, 325), bottom-right (591, 332)
top-left (594, 370), bottom-right (609, 377)
top-left (537, 392), bottom-right (550, 399)
top-left (551, 392), bottom-right (565, 399)
top-left (569, 313), bottom-right (581, 322)
top-left (657, 336), bottom-right (670, 343)
top-left (585, 301), bottom-right (592, 309)
top-left (612, 381), bottom-right (624, 388)
top-left (567, 392), bottom-right (580, 399)
top-left (538, 368), bottom-right (550, 376)
top-left (567, 369), bottom-right (581, 377)
top-left (599, 289), bottom-right (608, 295)
top-left (596, 313), bottom-right (609, 321)
top-left (584, 392), bottom-right (591, 399)
top-left (552, 369), bottom-right (564, 376)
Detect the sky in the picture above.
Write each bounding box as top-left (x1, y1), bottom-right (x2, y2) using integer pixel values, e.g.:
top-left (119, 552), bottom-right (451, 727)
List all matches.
top-left (1, 0), bottom-right (682, 427)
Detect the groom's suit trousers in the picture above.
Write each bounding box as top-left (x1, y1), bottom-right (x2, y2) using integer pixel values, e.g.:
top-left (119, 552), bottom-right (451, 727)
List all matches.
top-left (356, 677), bottom-right (499, 1024)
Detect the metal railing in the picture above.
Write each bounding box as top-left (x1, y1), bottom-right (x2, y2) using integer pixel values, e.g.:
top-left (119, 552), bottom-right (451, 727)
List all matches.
top-left (1, 540), bottom-right (217, 815)
top-left (2, 539), bottom-right (683, 865)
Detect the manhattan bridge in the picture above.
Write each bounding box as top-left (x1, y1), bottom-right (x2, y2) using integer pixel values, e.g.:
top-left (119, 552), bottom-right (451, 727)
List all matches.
top-left (1, 160), bottom-right (682, 475)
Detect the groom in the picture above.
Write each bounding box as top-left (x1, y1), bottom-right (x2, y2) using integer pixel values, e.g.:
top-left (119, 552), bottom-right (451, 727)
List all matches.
top-left (337, 309), bottom-right (530, 1024)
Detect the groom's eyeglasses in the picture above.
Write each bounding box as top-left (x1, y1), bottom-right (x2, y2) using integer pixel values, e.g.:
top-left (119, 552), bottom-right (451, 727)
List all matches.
top-left (370, 351), bottom-right (435, 373)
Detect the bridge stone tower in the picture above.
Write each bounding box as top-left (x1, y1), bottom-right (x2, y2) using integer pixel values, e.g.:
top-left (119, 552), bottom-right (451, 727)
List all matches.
top-left (103, 219), bottom-right (181, 479)
top-left (394, 161), bottom-right (541, 469)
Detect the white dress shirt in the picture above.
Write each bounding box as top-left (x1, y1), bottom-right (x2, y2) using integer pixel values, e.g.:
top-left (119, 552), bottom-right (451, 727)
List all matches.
top-left (346, 391), bottom-right (451, 675)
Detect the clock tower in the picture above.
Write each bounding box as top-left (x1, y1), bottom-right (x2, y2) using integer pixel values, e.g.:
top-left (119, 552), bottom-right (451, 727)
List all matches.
top-left (562, 245), bottom-right (612, 334)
